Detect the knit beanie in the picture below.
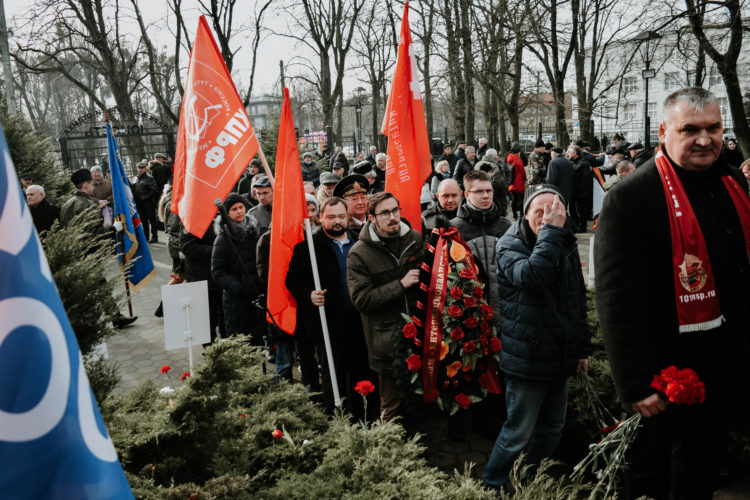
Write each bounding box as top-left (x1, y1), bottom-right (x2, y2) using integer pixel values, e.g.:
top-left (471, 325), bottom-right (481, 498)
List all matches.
top-left (223, 192), bottom-right (247, 212)
top-left (522, 183), bottom-right (565, 214)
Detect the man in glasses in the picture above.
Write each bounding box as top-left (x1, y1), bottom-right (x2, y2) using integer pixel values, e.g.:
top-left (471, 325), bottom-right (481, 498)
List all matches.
top-left (451, 170), bottom-right (511, 321)
top-left (347, 192), bottom-right (424, 421)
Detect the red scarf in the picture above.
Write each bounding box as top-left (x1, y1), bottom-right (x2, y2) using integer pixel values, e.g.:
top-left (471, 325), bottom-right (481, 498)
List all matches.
top-left (655, 148), bottom-right (750, 332)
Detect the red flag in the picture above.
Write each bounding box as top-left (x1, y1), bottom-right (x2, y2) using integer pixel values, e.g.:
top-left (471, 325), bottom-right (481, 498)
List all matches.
top-left (381, 1), bottom-right (432, 230)
top-left (172, 16), bottom-right (260, 237)
top-left (267, 88), bottom-right (307, 334)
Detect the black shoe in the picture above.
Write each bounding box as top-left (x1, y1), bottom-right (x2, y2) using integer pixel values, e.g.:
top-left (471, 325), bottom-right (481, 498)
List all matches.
top-left (154, 302), bottom-right (163, 318)
top-left (113, 315), bottom-right (137, 328)
top-left (149, 237), bottom-right (158, 243)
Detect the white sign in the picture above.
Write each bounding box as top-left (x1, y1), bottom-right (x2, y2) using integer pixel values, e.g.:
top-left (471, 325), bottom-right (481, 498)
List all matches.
top-left (162, 281), bottom-right (211, 351)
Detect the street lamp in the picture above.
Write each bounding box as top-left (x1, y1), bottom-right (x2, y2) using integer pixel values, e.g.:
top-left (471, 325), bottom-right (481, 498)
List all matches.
top-left (635, 30), bottom-right (662, 150)
top-left (354, 86), bottom-right (366, 155)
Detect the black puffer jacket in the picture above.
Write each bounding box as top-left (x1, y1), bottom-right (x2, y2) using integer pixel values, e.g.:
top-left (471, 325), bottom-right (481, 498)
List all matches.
top-left (496, 220), bottom-right (591, 381)
top-left (347, 220), bottom-right (424, 374)
top-left (180, 224), bottom-right (217, 290)
top-left (450, 201), bottom-right (511, 319)
top-left (211, 216), bottom-right (261, 336)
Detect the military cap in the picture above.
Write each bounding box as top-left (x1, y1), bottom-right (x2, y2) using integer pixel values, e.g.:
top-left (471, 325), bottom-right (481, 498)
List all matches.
top-left (333, 174), bottom-right (369, 198)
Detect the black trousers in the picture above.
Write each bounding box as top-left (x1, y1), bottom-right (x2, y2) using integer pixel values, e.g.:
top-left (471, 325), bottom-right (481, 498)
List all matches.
top-left (623, 406), bottom-right (727, 500)
top-left (569, 197), bottom-right (592, 231)
top-left (139, 206), bottom-right (158, 239)
top-left (510, 192), bottom-right (524, 219)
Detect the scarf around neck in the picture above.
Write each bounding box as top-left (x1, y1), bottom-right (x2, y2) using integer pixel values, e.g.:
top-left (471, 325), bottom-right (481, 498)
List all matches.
top-left (655, 147), bottom-right (750, 332)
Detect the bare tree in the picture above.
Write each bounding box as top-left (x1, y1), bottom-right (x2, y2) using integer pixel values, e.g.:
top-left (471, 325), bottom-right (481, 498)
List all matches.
top-left (573, 0), bottom-right (644, 143)
top-left (352, 0), bottom-right (395, 150)
top-left (524, 0), bottom-right (579, 147)
top-left (13, 0), bottom-right (149, 158)
top-left (278, 0), bottom-right (364, 143)
top-left (683, 0), bottom-right (749, 155)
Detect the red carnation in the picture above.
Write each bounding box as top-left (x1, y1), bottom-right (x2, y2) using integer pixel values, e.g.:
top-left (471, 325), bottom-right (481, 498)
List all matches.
top-left (480, 304), bottom-right (494, 320)
top-left (413, 338), bottom-right (423, 347)
top-left (463, 316), bottom-right (478, 329)
top-left (447, 305), bottom-right (463, 318)
top-left (240, 413), bottom-right (247, 420)
top-left (459, 268), bottom-right (473, 279)
top-left (601, 422), bottom-right (621, 435)
top-left (462, 340), bottom-right (476, 354)
top-left (354, 380), bottom-right (376, 396)
top-left (480, 321), bottom-right (491, 335)
top-left (455, 393), bottom-right (471, 410)
top-left (181, 371), bottom-right (191, 382)
top-left (402, 322), bottom-right (418, 339)
top-left (489, 337), bottom-right (502, 353)
top-left (271, 429), bottom-right (283, 439)
top-left (463, 296), bottom-right (478, 308)
top-left (406, 354), bottom-right (422, 373)
top-left (650, 366), bottom-right (705, 405)
top-left (473, 286), bottom-right (483, 298)
top-left (450, 327), bottom-right (465, 341)
top-left (160, 365), bottom-right (171, 374)
top-left (450, 287), bottom-right (463, 299)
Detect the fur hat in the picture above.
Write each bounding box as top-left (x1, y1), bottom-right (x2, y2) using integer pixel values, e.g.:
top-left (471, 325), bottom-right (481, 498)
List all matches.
top-left (320, 172), bottom-right (340, 185)
top-left (523, 183), bottom-right (565, 215)
top-left (70, 168), bottom-right (92, 186)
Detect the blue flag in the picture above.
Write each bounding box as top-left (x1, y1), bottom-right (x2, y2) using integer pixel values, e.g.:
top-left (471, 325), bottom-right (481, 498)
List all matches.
top-left (108, 123), bottom-right (155, 291)
top-left (0, 124), bottom-right (133, 497)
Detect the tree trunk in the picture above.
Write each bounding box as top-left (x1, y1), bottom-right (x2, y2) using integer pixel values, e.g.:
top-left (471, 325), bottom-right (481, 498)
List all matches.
top-left (459, 0), bottom-right (474, 143)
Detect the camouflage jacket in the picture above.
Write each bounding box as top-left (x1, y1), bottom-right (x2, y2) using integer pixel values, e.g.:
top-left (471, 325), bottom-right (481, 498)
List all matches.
top-left (528, 151), bottom-right (546, 185)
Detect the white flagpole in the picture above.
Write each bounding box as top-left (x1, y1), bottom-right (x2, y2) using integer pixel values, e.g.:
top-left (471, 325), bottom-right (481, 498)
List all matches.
top-left (303, 217), bottom-right (341, 406)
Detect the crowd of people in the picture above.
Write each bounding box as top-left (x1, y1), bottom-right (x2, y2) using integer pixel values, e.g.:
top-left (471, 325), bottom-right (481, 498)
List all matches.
top-left (19, 86), bottom-right (749, 499)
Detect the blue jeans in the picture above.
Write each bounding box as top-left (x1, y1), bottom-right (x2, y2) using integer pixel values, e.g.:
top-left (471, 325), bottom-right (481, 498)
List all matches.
top-left (482, 376), bottom-right (569, 490)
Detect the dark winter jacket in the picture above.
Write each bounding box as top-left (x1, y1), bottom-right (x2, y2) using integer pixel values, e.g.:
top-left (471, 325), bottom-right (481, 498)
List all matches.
top-left (180, 223), bottom-right (218, 290)
top-left (133, 172), bottom-right (160, 210)
top-left (571, 156), bottom-right (593, 201)
top-left (150, 161), bottom-right (172, 192)
top-left (301, 160), bottom-right (321, 186)
top-left (248, 203), bottom-right (272, 234)
top-left (582, 150), bottom-right (605, 167)
top-left (595, 155), bottom-right (750, 415)
top-left (422, 203), bottom-right (457, 234)
top-left (451, 201), bottom-right (511, 322)
top-left (438, 152), bottom-right (459, 176)
top-left (453, 157), bottom-right (477, 188)
top-left (236, 173), bottom-right (255, 196)
top-left (496, 220), bottom-right (591, 381)
top-left (723, 145), bottom-right (744, 169)
top-left (475, 158), bottom-right (509, 214)
top-left (347, 220), bottom-right (424, 374)
top-left (286, 228), bottom-right (363, 344)
top-left (211, 215), bottom-right (261, 336)
top-left (31, 198), bottom-right (60, 233)
top-left (546, 157), bottom-right (575, 204)
top-left (163, 189), bottom-right (183, 261)
top-left (632, 149), bottom-right (654, 168)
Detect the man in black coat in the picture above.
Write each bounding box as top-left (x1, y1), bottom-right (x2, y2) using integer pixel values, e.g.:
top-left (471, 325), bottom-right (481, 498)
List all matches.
top-left (626, 142), bottom-right (654, 168)
top-left (286, 197), bottom-right (376, 420)
top-left (452, 145), bottom-right (477, 188)
top-left (546, 146), bottom-right (574, 208)
top-left (567, 145), bottom-right (592, 232)
top-left (422, 178), bottom-right (462, 233)
top-left (437, 143), bottom-right (459, 176)
top-left (133, 160), bottom-right (160, 242)
top-left (26, 184), bottom-right (60, 233)
top-left (596, 87), bottom-right (750, 500)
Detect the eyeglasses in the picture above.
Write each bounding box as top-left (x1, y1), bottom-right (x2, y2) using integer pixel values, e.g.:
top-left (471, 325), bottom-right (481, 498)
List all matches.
top-left (375, 207), bottom-right (400, 220)
top-left (467, 189), bottom-right (493, 195)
